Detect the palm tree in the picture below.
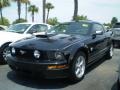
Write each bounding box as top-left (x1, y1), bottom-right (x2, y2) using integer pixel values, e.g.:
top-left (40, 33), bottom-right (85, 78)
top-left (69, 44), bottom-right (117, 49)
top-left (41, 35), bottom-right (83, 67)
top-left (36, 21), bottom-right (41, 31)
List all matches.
top-left (28, 5), bottom-right (38, 22)
top-left (13, 0), bottom-right (21, 20)
top-left (0, 0), bottom-right (10, 24)
top-left (73, 0), bottom-right (78, 20)
top-left (43, 0), bottom-right (46, 23)
top-left (22, 0), bottom-right (30, 21)
top-left (45, 2), bottom-right (54, 23)
top-left (13, 0), bottom-right (27, 20)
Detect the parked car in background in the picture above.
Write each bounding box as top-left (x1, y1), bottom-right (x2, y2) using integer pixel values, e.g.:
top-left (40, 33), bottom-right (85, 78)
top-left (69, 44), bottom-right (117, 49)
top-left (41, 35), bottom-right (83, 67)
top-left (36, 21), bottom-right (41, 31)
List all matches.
top-left (112, 22), bottom-right (120, 47)
top-left (0, 23), bottom-right (51, 63)
top-left (0, 25), bottom-right (8, 31)
top-left (6, 21), bottom-right (113, 82)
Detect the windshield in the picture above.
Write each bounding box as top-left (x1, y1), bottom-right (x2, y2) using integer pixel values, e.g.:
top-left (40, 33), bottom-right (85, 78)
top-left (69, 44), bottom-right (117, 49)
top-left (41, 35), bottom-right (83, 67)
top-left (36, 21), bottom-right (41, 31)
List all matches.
top-left (7, 24), bottom-right (31, 33)
top-left (113, 30), bottom-right (120, 36)
top-left (47, 22), bottom-right (90, 35)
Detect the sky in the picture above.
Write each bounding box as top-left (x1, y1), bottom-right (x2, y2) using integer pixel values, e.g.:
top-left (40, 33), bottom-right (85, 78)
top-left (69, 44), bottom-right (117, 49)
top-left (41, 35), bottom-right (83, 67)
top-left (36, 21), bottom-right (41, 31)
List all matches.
top-left (3, 0), bottom-right (120, 24)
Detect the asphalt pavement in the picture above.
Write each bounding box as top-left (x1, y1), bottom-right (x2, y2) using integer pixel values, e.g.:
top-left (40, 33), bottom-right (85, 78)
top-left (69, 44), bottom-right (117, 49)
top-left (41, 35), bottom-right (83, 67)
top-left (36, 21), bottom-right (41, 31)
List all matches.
top-left (0, 49), bottom-right (120, 90)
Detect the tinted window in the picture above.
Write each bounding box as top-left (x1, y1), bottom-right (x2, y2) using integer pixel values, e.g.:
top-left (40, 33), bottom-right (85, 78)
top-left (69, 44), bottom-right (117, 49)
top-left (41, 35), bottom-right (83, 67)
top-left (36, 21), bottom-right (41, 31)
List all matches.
top-left (113, 30), bottom-right (120, 36)
top-left (113, 23), bottom-right (120, 28)
top-left (92, 24), bottom-right (104, 33)
top-left (7, 24), bottom-right (31, 33)
top-left (48, 22), bottom-right (90, 35)
top-left (28, 24), bottom-right (47, 34)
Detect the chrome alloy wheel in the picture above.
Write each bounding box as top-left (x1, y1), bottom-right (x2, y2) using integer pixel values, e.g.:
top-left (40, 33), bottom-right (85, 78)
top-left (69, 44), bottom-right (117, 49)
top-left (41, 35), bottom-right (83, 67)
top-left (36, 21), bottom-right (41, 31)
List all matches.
top-left (2, 47), bottom-right (10, 61)
top-left (75, 56), bottom-right (85, 78)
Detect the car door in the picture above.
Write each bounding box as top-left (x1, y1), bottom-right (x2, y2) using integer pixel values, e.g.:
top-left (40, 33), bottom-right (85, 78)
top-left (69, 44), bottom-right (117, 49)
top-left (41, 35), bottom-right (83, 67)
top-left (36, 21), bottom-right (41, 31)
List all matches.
top-left (87, 23), bottom-right (106, 63)
top-left (27, 24), bottom-right (48, 34)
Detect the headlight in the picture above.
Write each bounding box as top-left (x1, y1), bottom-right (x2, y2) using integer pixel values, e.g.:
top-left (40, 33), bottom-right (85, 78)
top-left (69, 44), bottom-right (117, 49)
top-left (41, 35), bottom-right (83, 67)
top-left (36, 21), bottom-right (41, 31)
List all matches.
top-left (55, 52), bottom-right (63, 60)
top-left (11, 48), bottom-right (16, 54)
top-left (34, 50), bottom-right (41, 59)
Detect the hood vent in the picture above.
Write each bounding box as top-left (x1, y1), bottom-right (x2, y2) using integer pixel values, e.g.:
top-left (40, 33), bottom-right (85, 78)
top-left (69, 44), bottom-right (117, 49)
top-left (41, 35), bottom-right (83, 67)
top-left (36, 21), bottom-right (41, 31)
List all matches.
top-left (36, 35), bottom-right (49, 38)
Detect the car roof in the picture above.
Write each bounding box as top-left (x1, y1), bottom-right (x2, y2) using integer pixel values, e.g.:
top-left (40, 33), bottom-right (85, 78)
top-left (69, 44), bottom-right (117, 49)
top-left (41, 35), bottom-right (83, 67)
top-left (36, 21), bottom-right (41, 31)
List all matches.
top-left (61, 20), bottom-right (102, 25)
top-left (15, 22), bottom-right (52, 27)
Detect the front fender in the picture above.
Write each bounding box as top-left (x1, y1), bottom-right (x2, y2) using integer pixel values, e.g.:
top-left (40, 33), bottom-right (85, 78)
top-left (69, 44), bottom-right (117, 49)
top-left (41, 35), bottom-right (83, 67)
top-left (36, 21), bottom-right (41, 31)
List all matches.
top-left (0, 40), bottom-right (12, 48)
top-left (63, 42), bottom-right (89, 63)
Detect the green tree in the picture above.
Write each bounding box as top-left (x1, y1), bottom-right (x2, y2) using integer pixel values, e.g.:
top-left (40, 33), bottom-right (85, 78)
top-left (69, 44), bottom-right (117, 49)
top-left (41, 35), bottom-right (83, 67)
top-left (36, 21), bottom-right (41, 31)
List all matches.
top-left (43, 0), bottom-right (46, 23)
top-left (111, 17), bottom-right (118, 27)
top-left (103, 23), bottom-right (112, 29)
top-left (45, 2), bottom-right (54, 23)
top-left (28, 5), bottom-right (38, 22)
top-left (73, 0), bottom-right (78, 20)
top-left (0, 0), bottom-right (10, 24)
top-left (74, 15), bottom-right (88, 21)
top-left (47, 17), bottom-right (59, 25)
top-left (0, 17), bottom-right (10, 26)
top-left (12, 18), bottom-right (27, 24)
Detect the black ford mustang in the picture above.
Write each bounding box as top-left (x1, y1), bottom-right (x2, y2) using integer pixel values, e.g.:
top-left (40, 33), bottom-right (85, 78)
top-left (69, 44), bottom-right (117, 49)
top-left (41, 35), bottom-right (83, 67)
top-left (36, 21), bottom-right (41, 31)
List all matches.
top-left (6, 21), bottom-right (113, 82)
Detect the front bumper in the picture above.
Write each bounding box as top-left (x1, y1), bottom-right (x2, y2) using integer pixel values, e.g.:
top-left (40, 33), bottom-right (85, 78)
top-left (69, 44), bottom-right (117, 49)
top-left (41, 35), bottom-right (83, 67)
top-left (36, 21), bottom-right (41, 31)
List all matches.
top-left (6, 54), bottom-right (69, 79)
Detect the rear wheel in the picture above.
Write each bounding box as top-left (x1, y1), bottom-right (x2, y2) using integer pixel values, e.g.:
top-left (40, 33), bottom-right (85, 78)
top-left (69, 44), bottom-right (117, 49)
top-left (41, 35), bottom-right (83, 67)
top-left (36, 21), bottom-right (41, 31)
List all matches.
top-left (69, 52), bottom-right (86, 82)
top-left (117, 79), bottom-right (120, 90)
top-left (0, 44), bottom-right (10, 64)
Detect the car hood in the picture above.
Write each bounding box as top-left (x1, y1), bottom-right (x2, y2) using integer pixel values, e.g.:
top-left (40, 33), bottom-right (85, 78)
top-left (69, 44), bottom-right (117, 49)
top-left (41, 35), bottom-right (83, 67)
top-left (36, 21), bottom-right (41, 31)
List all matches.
top-left (0, 31), bottom-right (31, 43)
top-left (11, 34), bottom-right (88, 51)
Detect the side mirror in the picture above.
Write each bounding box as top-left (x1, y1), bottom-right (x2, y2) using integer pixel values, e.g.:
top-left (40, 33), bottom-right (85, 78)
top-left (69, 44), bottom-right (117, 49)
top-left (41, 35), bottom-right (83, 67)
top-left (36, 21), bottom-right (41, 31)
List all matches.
top-left (28, 29), bottom-right (37, 34)
top-left (94, 30), bottom-right (103, 35)
top-left (106, 29), bottom-right (110, 32)
top-left (92, 30), bottom-right (103, 39)
top-left (32, 30), bottom-right (37, 33)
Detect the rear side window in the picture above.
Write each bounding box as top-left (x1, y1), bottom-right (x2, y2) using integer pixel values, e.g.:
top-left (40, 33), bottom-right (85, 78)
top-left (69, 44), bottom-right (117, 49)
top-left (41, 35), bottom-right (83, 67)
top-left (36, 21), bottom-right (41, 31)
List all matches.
top-left (28, 24), bottom-right (47, 34)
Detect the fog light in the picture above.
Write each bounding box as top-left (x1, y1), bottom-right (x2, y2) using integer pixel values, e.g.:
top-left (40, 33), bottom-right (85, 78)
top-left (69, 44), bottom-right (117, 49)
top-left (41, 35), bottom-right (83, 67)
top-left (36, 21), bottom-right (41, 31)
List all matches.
top-left (34, 50), bottom-right (40, 59)
top-left (55, 52), bottom-right (63, 60)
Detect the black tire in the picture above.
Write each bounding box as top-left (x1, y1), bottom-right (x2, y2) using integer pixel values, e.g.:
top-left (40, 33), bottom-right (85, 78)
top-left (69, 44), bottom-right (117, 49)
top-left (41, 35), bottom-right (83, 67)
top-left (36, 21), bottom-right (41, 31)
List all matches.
top-left (0, 44), bottom-right (10, 64)
top-left (69, 51), bottom-right (86, 82)
top-left (117, 79), bottom-right (120, 90)
top-left (105, 44), bottom-right (113, 59)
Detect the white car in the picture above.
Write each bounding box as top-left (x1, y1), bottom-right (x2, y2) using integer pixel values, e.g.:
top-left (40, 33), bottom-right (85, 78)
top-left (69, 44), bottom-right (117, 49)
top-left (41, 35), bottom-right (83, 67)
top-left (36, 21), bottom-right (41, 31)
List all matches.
top-left (0, 25), bottom-right (8, 31)
top-left (0, 23), bottom-right (52, 63)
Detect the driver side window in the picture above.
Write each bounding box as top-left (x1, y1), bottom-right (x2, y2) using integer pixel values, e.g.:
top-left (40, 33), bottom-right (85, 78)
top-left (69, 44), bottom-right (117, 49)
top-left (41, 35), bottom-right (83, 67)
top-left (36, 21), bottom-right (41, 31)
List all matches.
top-left (92, 24), bottom-right (104, 34)
top-left (27, 24), bottom-right (47, 34)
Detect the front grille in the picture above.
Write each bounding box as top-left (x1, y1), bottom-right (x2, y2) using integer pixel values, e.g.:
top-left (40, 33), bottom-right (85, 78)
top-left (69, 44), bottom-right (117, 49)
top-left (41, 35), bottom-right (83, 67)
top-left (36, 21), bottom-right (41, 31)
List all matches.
top-left (11, 48), bottom-right (49, 62)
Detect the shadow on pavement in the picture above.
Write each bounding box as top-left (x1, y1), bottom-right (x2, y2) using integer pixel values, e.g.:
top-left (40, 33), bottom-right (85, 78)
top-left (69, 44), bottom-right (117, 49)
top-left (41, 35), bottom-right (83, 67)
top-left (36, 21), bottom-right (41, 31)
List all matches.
top-left (111, 82), bottom-right (118, 90)
top-left (86, 57), bottom-right (108, 74)
top-left (7, 71), bottom-right (74, 89)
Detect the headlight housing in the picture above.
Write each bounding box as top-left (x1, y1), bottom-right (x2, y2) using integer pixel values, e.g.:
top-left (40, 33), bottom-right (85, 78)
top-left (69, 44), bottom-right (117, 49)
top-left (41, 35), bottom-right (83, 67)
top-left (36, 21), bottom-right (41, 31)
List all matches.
top-left (55, 52), bottom-right (64, 60)
top-left (11, 47), bottom-right (16, 55)
top-left (34, 50), bottom-right (41, 59)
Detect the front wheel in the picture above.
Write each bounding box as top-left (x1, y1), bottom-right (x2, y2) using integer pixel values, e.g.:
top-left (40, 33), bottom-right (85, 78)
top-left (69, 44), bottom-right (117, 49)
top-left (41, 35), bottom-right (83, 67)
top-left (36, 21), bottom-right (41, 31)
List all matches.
top-left (69, 52), bottom-right (86, 82)
top-left (0, 44), bottom-right (10, 64)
